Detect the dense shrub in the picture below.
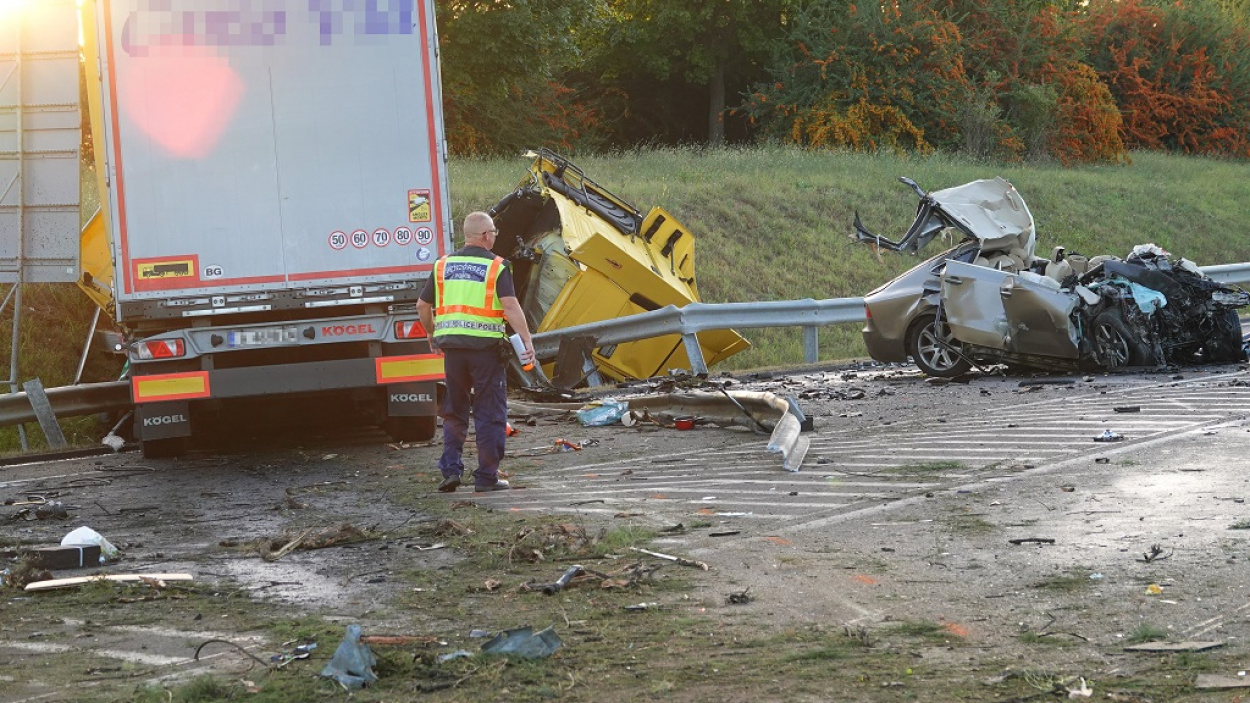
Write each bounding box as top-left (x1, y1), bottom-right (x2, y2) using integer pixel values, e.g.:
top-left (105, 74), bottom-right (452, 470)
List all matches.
top-left (1084, 0), bottom-right (1250, 157)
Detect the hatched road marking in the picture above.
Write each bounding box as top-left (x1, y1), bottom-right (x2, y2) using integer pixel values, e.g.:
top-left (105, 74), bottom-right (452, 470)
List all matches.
top-left (499, 373), bottom-right (1250, 532)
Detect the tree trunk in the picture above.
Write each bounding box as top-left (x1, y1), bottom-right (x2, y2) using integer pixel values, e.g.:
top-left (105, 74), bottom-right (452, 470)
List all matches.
top-left (708, 55), bottom-right (726, 147)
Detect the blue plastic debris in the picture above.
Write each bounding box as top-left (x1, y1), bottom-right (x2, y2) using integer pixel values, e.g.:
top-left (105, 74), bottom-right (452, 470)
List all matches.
top-left (320, 624), bottom-right (377, 690)
top-left (575, 398), bottom-right (629, 427)
top-left (480, 626), bottom-right (562, 658)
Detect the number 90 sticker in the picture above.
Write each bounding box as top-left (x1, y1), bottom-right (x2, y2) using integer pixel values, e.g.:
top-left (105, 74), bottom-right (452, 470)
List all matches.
top-left (415, 227), bottom-right (434, 246)
top-left (329, 231), bottom-right (348, 250)
top-left (203, 265), bottom-right (224, 279)
top-left (350, 230), bottom-right (369, 249)
top-left (394, 227), bottom-right (413, 245)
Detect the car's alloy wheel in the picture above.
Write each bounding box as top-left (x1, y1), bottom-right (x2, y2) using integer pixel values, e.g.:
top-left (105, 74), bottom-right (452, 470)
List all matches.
top-left (1091, 309), bottom-right (1151, 369)
top-left (908, 314), bottom-right (972, 377)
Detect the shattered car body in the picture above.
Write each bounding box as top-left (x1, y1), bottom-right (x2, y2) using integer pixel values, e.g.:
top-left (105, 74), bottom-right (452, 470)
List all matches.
top-left (855, 177), bottom-right (1248, 377)
top-left (489, 150), bottom-right (749, 383)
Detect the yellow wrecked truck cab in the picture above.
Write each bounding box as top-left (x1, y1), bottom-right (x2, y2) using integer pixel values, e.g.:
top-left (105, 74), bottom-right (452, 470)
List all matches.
top-left (490, 150), bottom-right (749, 382)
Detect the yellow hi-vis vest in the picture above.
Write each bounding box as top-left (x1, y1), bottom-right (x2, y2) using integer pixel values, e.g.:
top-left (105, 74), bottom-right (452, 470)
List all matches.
top-left (433, 255), bottom-right (506, 339)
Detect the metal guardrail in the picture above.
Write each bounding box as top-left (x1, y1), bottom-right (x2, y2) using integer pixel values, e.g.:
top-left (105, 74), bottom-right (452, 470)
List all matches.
top-left (533, 261), bottom-right (1250, 376)
top-left (0, 381), bottom-right (129, 427)
top-left (1, 262), bottom-right (1248, 437)
top-left (532, 297), bottom-right (867, 376)
top-left (1197, 263), bottom-right (1250, 285)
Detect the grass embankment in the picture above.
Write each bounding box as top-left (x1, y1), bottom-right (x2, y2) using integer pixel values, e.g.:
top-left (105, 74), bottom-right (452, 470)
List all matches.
top-left (454, 148), bottom-right (1250, 371)
top-left (5, 149), bottom-right (1250, 450)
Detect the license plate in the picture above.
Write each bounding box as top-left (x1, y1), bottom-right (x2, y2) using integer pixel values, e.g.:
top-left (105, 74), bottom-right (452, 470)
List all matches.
top-left (226, 326), bottom-right (298, 348)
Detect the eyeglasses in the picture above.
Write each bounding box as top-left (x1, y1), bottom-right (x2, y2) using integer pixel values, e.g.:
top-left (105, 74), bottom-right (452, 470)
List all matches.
top-left (477, 228), bottom-right (497, 236)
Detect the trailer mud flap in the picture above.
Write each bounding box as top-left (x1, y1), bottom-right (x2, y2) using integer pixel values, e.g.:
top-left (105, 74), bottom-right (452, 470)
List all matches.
top-left (135, 401), bottom-right (192, 440)
top-left (387, 382), bottom-right (438, 417)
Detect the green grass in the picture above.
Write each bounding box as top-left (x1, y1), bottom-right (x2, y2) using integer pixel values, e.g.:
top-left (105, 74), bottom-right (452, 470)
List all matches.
top-left (1126, 623), bottom-right (1170, 644)
top-left (450, 147), bottom-right (1250, 371)
top-left (888, 460), bottom-right (964, 474)
top-left (1032, 569), bottom-right (1094, 592)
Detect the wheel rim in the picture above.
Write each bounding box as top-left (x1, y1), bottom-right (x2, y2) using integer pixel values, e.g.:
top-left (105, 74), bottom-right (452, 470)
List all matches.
top-left (917, 321), bottom-right (963, 372)
top-left (1095, 322), bottom-right (1130, 368)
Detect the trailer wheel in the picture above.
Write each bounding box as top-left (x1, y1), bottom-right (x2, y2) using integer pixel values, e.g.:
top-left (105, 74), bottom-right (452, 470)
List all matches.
top-left (385, 416), bottom-right (436, 443)
top-left (140, 437), bottom-right (187, 459)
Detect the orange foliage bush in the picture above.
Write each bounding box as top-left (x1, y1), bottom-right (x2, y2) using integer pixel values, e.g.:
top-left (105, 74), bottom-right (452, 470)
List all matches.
top-left (1085, 0), bottom-right (1250, 157)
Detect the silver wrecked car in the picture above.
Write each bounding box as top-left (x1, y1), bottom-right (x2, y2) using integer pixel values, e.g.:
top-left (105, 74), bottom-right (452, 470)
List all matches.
top-left (854, 177), bottom-right (1248, 377)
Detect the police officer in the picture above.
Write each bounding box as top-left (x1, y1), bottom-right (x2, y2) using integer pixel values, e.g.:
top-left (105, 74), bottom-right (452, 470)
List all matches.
top-left (417, 211), bottom-right (535, 492)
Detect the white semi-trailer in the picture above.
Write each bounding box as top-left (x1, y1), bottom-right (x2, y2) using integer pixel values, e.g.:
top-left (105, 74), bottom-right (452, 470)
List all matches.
top-left (78, 0), bottom-right (450, 456)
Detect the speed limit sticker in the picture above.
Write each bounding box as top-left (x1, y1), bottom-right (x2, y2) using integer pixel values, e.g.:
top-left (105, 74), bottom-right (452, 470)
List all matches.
top-left (415, 227), bottom-right (434, 246)
top-left (329, 231), bottom-right (348, 250)
top-left (394, 227), bottom-right (413, 245)
top-left (373, 228), bottom-right (391, 247)
top-left (350, 230), bottom-right (369, 249)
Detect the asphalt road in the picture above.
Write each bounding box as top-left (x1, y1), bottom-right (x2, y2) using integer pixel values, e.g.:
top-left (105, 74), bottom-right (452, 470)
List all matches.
top-left (4, 362), bottom-right (1250, 700)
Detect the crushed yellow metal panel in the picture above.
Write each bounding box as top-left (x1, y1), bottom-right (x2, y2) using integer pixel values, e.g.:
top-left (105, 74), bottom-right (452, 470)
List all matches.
top-left (492, 150), bottom-right (749, 382)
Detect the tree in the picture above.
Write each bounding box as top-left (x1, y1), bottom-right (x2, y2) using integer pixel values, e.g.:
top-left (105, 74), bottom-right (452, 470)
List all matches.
top-left (1084, 0), bottom-right (1250, 157)
top-left (435, 0), bottom-right (602, 155)
top-left (588, 0), bottom-right (795, 146)
top-left (746, 0), bottom-right (971, 153)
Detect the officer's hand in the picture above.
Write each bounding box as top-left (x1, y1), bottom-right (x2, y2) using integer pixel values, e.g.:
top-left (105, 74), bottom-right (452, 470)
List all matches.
top-left (428, 337), bottom-right (444, 356)
top-left (520, 345), bottom-right (536, 367)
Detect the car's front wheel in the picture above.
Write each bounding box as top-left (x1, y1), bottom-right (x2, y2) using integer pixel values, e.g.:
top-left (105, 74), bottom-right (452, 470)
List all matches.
top-left (1091, 309), bottom-right (1153, 369)
top-left (907, 314), bottom-right (972, 377)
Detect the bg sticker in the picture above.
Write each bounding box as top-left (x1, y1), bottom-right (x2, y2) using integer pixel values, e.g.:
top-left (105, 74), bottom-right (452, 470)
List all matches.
top-left (408, 190), bottom-right (431, 223)
top-left (415, 226), bottom-right (434, 246)
top-left (416, 247), bottom-right (432, 262)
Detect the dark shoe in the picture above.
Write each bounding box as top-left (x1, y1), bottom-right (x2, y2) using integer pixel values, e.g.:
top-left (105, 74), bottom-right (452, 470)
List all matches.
top-left (474, 479), bottom-right (510, 493)
top-left (437, 475), bottom-right (461, 493)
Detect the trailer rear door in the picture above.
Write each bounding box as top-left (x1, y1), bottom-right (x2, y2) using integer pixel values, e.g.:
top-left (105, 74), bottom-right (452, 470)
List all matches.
top-left (94, 0), bottom-right (450, 301)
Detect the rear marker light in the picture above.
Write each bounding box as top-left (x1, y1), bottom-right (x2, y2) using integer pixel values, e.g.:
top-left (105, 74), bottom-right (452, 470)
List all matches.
top-left (395, 320), bottom-right (427, 339)
top-left (135, 339), bottom-right (185, 360)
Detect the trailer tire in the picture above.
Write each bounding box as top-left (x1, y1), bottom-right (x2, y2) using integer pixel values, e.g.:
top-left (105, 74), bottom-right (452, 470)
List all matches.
top-left (141, 437), bottom-right (187, 459)
top-left (385, 416), bottom-right (436, 443)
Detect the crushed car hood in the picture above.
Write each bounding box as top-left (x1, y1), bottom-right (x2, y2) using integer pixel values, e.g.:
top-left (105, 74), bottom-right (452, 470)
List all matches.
top-left (854, 176), bottom-right (1035, 258)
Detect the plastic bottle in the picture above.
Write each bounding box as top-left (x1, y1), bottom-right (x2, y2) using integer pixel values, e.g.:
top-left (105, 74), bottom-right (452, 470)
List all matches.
top-left (509, 333), bottom-right (533, 371)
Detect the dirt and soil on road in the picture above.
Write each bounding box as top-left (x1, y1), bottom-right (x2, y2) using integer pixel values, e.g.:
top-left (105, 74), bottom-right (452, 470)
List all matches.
top-left (4, 362), bottom-right (1250, 702)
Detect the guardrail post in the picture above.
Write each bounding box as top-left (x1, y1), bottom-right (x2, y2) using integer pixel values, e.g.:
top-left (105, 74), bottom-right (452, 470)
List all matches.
top-left (803, 326), bottom-right (819, 364)
top-left (681, 334), bottom-right (709, 376)
top-left (22, 378), bottom-right (68, 449)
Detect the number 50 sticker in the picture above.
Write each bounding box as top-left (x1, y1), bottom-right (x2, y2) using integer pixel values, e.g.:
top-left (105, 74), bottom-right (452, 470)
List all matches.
top-left (329, 231), bottom-right (348, 250)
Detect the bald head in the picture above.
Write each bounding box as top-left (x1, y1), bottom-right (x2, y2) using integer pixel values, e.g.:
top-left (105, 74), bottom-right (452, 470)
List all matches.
top-left (463, 211), bottom-right (497, 248)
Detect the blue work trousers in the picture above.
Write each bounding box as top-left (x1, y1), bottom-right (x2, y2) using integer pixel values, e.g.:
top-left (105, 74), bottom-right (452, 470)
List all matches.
top-left (437, 347), bottom-right (508, 487)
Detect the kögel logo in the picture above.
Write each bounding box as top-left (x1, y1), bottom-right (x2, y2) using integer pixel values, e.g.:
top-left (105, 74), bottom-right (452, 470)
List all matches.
top-left (143, 414), bottom-right (188, 427)
top-left (321, 324), bottom-right (377, 337)
top-left (390, 394), bottom-right (434, 403)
